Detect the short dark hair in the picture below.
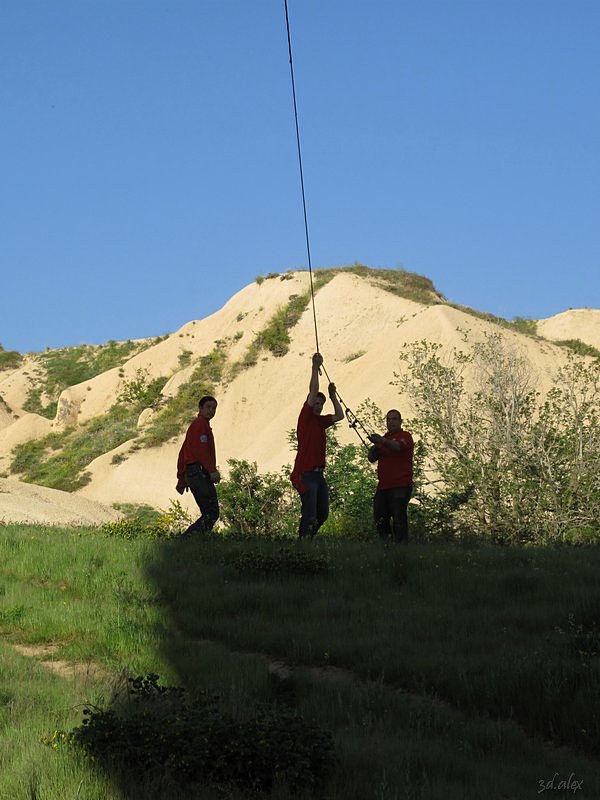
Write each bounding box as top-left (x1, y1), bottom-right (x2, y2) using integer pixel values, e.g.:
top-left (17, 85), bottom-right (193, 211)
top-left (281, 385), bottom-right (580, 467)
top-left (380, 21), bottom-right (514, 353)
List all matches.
top-left (199, 395), bottom-right (217, 408)
top-left (316, 391), bottom-right (326, 402)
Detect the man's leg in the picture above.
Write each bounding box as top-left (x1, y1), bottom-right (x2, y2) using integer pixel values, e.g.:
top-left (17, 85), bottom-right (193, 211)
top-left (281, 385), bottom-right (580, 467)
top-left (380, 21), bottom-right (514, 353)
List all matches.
top-left (185, 468), bottom-right (219, 534)
top-left (374, 489), bottom-right (392, 541)
top-left (313, 473), bottom-right (330, 538)
top-left (389, 486), bottom-right (412, 544)
top-left (299, 471), bottom-right (319, 539)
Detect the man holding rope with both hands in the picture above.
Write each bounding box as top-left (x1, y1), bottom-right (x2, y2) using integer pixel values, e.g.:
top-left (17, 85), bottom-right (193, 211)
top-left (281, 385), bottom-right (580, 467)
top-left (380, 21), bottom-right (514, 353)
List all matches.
top-left (291, 353), bottom-right (344, 540)
top-left (368, 410), bottom-right (414, 544)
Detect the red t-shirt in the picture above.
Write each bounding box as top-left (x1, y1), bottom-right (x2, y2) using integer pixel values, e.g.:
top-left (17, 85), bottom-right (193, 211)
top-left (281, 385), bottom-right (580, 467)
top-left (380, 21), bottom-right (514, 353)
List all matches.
top-left (376, 430), bottom-right (414, 490)
top-left (177, 415), bottom-right (217, 478)
top-left (291, 401), bottom-right (335, 478)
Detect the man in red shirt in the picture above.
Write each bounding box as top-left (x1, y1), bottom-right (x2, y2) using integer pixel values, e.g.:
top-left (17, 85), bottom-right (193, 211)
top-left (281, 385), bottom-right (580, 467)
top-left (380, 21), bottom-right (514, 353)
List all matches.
top-left (291, 353), bottom-right (344, 539)
top-left (176, 395), bottom-right (221, 536)
top-left (368, 409), bottom-right (414, 544)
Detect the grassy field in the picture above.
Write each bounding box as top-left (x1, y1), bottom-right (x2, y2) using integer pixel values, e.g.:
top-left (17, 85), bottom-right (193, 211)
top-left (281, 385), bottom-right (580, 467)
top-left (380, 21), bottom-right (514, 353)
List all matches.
top-left (1, 525), bottom-right (599, 799)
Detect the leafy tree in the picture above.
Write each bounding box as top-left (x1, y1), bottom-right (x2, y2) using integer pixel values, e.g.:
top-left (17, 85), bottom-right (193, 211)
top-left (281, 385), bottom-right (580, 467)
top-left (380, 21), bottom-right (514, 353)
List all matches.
top-left (397, 332), bottom-right (600, 543)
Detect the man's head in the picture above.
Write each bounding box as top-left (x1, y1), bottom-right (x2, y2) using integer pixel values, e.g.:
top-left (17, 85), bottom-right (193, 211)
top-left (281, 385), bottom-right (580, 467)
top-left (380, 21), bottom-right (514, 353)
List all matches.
top-left (312, 391), bottom-right (326, 415)
top-left (386, 409), bottom-right (402, 432)
top-left (198, 395), bottom-right (218, 420)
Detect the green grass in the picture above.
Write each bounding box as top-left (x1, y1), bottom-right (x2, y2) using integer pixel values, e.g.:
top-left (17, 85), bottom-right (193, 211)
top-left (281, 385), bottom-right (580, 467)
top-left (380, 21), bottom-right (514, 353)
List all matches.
top-left (1, 525), bottom-right (600, 798)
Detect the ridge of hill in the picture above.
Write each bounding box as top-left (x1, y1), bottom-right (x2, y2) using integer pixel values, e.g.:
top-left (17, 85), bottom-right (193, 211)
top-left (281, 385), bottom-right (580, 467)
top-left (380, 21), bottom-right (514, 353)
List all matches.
top-left (1, 266), bottom-right (598, 522)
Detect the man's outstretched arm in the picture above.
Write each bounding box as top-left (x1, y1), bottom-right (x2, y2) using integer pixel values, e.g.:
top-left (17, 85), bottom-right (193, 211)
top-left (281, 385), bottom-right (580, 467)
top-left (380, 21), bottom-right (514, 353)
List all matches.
top-left (307, 352), bottom-right (323, 406)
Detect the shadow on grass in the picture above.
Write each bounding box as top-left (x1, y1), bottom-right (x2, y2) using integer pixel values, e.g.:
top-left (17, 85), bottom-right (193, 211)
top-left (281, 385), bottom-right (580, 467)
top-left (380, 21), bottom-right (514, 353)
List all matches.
top-left (79, 534), bottom-right (335, 800)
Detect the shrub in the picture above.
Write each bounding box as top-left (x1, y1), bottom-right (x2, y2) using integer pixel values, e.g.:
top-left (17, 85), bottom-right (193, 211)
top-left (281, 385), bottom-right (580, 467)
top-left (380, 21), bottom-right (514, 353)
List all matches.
top-left (219, 460), bottom-right (297, 537)
top-left (46, 674), bottom-right (335, 795)
top-left (101, 502), bottom-right (191, 540)
top-left (554, 338), bottom-right (600, 359)
top-left (509, 316), bottom-right (538, 335)
top-left (118, 369), bottom-right (167, 408)
top-left (177, 349), bottom-right (192, 368)
top-left (0, 345), bottom-right (23, 371)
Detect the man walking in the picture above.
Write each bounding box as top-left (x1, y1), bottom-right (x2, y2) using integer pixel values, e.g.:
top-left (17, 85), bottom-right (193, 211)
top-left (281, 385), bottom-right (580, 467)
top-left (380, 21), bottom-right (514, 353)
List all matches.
top-left (176, 395), bottom-right (221, 536)
top-left (291, 353), bottom-right (344, 539)
top-left (368, 409), bottom-right (414, 544)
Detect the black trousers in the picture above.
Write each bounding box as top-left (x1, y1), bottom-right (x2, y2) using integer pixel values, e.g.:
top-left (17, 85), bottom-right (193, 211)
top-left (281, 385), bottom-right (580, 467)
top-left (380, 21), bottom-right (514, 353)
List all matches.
top-left (185, 464), bottom-right (219, 534)
top-left (374, 486), bottom-right (412, 543)
top-left (299, 470), bottom-right (329, 539)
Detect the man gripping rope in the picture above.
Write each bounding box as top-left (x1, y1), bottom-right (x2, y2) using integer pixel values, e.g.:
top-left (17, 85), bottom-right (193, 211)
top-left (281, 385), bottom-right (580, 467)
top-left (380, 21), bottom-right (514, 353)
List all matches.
top-left (290, 353), bottom-right (344, 540)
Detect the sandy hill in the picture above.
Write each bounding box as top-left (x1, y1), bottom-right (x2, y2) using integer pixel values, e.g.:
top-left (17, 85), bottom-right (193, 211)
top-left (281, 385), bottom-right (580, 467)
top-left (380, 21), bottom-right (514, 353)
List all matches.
top-left (537, 308), bottom-right (600, 350)
top-left (0, 267), bottom-right (598, 524)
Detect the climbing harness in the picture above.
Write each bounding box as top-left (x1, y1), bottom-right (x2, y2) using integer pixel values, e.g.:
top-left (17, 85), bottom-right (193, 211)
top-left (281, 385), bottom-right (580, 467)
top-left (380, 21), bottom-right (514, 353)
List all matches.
top-left (284, 1), bottom-right (372, 448)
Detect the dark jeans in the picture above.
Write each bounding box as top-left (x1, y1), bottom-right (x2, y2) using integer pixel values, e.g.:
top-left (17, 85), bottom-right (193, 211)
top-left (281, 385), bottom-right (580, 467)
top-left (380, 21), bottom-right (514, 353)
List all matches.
top-left (184, 463), bottom-right (219, 534)
top-left (299, 470), bottom-right (329, 540)
top-left (374, 486), bottom-right (412, 543)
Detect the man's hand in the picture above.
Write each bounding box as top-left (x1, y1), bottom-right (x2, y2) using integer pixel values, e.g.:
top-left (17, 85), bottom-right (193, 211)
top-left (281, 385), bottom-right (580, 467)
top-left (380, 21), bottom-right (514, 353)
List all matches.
top-left (210, 470), bottom-right (221, 484)
top-left (328, 382), bottom-right (337, 399)
top-left (368, 433), bottom-right (384, 445)
top-left (176, 477), bottom-right (188, 495)
top-left (312, 352), bottom-right (323, 370)
top-left (367, 445), bottom-right (380, 463)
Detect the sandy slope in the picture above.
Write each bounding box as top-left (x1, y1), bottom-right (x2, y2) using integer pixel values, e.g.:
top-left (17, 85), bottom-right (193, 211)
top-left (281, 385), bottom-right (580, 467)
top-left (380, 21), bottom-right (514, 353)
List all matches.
top-left (537, 309), bottom-right (600, 349)
top-left (0, 477), bottom-right (121, 526)
top-left (1, 270), bottom-right (598, 519)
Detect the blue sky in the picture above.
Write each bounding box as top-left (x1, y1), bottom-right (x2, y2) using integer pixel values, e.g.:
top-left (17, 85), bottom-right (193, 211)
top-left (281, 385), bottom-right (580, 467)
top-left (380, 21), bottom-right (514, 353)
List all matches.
top-left (2, 0), bottom-right (599, 353)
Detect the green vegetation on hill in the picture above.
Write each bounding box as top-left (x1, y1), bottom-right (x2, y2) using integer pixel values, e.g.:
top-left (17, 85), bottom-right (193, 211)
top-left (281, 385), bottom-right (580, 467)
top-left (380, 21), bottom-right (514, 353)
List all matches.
top-left (257, 264), bottom-right (444, 306)
top-left (331, 263), bottom-right (444, 304)
top-left (141, 346), bottom-right (227, 448)
top-left (0, 344), bottom-right (23, 371)
top-left (232, 264), bottom-right (444, 377)
top-left (10, 375), bottom-right (167, 490)
top-left (554, 338), bottom-right (600, 359)
top-left (229, 274), bottom-right (336, 377)
top-left (23, 338), bottom-right (165, 419)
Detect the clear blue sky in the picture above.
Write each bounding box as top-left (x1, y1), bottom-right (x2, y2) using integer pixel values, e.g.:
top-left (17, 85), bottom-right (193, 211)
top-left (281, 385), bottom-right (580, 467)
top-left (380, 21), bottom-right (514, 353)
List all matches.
top-left (2, 0), bottom-right (599, 353)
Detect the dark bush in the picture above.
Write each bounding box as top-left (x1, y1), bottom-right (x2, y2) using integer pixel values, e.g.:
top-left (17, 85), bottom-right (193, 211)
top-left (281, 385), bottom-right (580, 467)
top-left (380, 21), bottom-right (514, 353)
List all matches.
top-left (51, 674), bottom-right (335, 795)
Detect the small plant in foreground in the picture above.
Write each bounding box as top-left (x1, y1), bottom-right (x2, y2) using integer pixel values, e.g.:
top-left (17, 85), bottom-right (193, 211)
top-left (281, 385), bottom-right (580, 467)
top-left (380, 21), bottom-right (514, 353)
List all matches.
top-left (101, 502), bottom-right (191, 540)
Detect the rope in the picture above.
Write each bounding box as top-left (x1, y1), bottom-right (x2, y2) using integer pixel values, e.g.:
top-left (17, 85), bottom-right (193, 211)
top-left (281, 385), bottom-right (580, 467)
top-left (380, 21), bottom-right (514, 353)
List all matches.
top-left (283, 2), bottom-right (371, 449)
top-left (283, 0), bottom-right (319, 355)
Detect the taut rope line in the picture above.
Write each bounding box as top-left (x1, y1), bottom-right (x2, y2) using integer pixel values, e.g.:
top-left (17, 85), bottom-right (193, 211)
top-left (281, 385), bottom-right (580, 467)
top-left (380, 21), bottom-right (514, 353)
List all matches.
top-left (283, 2), bottom-right (371, 448)
top-left (283, 0), bottom-right (320, 355)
